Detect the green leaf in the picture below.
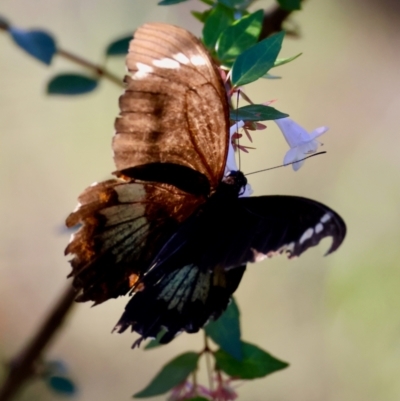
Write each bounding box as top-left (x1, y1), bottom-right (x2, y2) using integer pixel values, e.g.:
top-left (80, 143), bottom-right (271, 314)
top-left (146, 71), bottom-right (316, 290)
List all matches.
top-left (217, 0), bottom-right (250, 8)
top-left (10, 27), bottom-right (56, 65)
top-left (47, 74), bottom-right (98, 95)
top-left (202, 4), bottom-right (234, 50)
top-left (215, 341), bottom-right (289, 379)
top-left (230, 104), bottom-right (288, 121)
top-left (200, 0), bottom-right (215, 5)
top-left (231, 31), bottom-right (285, 87)
top-left (46, 376), bottom-right (77, 396)
top-left (105, 35), bottom-right (131, 56)
top-left (134, 352), bottom-right (200, 398)
top-left (217, 10), bottom-right (263, 62)
top-left (144, 328), bottom-right (167, 350)
top-left (158, 0), bottom-right (190, 4)
top-left (191, 9), bottom-right (212, 23)
top-left (273, 52), bottom-right (302, 68)
top-left (205, 298), bottom-right (242, 360)
top-left (261, 73), bottom-right (281, 79)
top-left (43, 360), bottom-right (68, 376)
top-left (277, 0), bottom-right (302, 11)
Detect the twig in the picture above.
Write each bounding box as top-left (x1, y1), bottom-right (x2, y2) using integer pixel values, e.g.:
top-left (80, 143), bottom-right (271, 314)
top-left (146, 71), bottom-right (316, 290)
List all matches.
top-left (0, 284), bottom-right (77, 401)
top-left (0, 19), bottom-right (10, 31)
top-left (259, 1), bottom-right (304, 40)
top-left (259, 5), bottom-right (292, 40)
top-left (57, 49), bottom-right (123, 87)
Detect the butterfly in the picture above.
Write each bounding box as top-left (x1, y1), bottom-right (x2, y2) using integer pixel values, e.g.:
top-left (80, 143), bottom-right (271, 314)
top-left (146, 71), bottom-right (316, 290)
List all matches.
top-left (65, 22), bottom-right (346, 345)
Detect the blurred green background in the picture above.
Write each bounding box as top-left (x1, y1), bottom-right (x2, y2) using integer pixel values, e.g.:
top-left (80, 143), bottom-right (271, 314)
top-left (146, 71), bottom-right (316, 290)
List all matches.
top-left (1, 0), bottom-right (400, 400)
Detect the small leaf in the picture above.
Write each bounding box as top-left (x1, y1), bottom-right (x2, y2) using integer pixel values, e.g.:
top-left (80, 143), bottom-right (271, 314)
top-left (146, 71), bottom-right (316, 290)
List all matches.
top-left (218, 0), bottom-right (252, 9)
top-left (273, 52), bottom-right (302, 68)
top-left (47, 74), bottom-right (98, 95)
top-left (10, 27), bottom-right (56, 65)
top-left (205, 298), bottom-right (242, 360)
top-left (105, 35), bottom-right (131, 56)
top-left (215, 341), bottom-right (289, 379)
top-left (217, 9), bottom-right (263, 61)
top-left (261, 73), bottom-right (281, 79)
top-left (43, 360), bottom-right (69, 376)
top-left (133, 352), bottom-right (200, 398)
top-left (277, 0), bottom-right (302, 11)
top-left (230, 104), bottom-right (288, 121)
top-left (191, 10), bottom-right (212, 23)
top-left (158, 0), bottom-right (190, 4)
top-left (231, 31), bottom-right (285, 87)
top-left (46, 376), bottom-right (77, 396)
top-left (203, 4), bottom-right (234, 51)
top-left (200, 0), bottom-right (215, 5)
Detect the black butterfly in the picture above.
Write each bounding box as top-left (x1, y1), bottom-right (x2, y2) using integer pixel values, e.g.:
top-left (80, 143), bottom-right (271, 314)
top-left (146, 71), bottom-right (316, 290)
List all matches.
top-left (65, 23), bottom-right (346, 345)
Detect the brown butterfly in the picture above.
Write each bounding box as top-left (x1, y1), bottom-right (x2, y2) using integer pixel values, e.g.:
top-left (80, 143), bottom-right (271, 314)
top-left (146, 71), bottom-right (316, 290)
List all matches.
top-left (65, 23), bottom-right (346, 345)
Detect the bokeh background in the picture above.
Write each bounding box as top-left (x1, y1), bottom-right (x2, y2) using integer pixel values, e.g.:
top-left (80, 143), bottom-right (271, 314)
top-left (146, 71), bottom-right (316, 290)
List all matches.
top-left (1, 0), bottom-right (400, 400)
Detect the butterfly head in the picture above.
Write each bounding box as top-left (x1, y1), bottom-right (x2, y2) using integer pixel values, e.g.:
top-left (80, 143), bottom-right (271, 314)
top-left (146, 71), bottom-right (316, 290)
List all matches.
top-left (222, 170), bottom-right (248, 196)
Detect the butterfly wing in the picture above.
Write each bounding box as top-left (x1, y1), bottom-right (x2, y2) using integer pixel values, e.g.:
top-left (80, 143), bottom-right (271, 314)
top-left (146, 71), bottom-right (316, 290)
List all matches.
top-left (113, 194), bottom-right (345, 342)
top-left (144, 195), bottom-right (346, 270)
top-left (115, 264), bottom-right (246, 344)
top-left (223, 195), bottom-right (346, 263)
top-left (65, 178), bottom-right (205, 304)
top-left (113, 22), bottom-right (229, 190)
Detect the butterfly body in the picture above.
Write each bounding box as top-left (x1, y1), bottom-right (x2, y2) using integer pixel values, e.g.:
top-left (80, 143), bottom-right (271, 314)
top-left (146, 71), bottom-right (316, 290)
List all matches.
top-left (65, 23), bottom-right (346, 345)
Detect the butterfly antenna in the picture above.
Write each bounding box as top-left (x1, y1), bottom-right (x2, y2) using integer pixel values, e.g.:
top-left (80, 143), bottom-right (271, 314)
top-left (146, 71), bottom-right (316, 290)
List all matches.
top-left (235, 90), bottom-right (241, 171)
top-left (245, 151), bottom-right (327, 176)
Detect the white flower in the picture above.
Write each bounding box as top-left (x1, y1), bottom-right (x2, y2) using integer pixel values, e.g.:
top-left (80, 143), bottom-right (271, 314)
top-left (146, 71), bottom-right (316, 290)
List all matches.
top-left (274, 117), bottom-right (328, 171)
top-left (225, 121), bottom-right (253, 197)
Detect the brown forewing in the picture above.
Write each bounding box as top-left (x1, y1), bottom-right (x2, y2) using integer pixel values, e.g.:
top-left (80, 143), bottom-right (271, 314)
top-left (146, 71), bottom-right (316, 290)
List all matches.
top-left (113, 22), bottom-right (229, 191)
top-left (65, 178), bottom-right (205, 304)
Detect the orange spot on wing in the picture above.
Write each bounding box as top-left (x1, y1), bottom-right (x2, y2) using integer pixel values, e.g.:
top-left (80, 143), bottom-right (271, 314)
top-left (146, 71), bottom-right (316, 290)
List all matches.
top-left (128, 273), bottom-right (140, 288)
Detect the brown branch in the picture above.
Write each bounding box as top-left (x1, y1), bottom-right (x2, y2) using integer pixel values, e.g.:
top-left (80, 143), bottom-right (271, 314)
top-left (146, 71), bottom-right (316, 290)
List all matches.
top-left (259, 2), bottom-right (303, 40)
top-left (57, 49), bottom-right (123, 87)
top-left (0, 284), bottom-right (77, 401)
top-left (0, 19), bottom-right (10, 31)
top-left (259, 5), bottom-right (292, 40)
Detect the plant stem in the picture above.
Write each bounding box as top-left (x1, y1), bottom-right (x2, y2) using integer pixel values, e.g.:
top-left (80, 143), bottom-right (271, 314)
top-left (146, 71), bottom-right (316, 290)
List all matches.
top-left (203, 332), bottom-right (214, 392)
top-left (57, 49), bottom-right (123, 87)
top-left (0, 284), bottom-right (77, 401)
